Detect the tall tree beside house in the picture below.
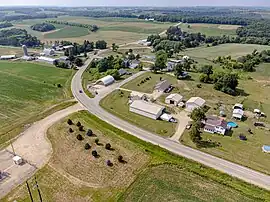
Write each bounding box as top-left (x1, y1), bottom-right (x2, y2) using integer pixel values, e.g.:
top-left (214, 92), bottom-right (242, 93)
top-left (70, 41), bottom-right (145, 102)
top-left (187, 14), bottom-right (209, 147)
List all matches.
top-left (190, 107), bottom-right (206, 122)
top-left (174, 63), bottom-right (184, 78)
top-left (155, 50), bottom-right (167, 71)
top-left (96, 40), bottom-right (107, 49)
top-left (189, 121), bottom-right (202, 144)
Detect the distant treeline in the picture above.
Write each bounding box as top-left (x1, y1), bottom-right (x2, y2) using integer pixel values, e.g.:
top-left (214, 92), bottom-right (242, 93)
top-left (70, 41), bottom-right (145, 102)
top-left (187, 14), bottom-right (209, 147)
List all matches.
top-left (46, 20), bottom-right (99, 32)
top-left (0, 28), bottom-right (40, 47)
top-left (0, 22), bottom-right (13, 29)
top-left (68, 11), bottom-right (137, 18)
top-left (0, 13), bottom-right (58, 22)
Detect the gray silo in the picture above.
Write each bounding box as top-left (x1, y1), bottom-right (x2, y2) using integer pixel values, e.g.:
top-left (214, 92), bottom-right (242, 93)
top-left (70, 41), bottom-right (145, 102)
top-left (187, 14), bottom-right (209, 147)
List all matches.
top-left (22, 45), bottom-right (28, 56)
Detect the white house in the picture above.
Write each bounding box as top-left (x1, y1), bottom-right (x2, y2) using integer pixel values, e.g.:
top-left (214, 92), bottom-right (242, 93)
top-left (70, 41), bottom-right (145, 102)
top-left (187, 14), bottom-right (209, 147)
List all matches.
top-left (165, 93), bottom-right (183, 106)
top-left (97, 75), bottom-right (115, 86)
top-left (233, 109), bottom-right (244, 120)
top-left (129, 100), bottom-right (165, 120)
top-left (204, 116), bottom-right (228, 135)
top-left (186, 97), bottom-right (205, 112)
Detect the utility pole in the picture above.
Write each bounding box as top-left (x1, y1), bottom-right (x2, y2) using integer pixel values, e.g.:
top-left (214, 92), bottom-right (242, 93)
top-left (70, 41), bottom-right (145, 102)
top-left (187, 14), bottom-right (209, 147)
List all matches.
top-left (26, 181), bottom-right (34, 202)
top-left (9, 133), bottom-right (15, 155)
top-left (35, 176), bottom-right (43, 202)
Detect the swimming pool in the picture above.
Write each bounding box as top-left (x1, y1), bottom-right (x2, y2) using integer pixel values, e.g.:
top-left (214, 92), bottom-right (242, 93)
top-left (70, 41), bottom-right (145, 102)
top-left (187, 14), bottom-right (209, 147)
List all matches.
top-left (227, 122), bottom-right (238, 128)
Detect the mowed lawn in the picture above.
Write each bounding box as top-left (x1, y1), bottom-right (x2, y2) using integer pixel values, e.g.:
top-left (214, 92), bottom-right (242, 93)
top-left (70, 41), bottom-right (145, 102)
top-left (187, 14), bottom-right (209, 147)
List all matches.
top-left (119, 164), bottom-right (258, 202)
top-left (3, 111), bottom-right (269, 202)
top-left (121, 72), bottom-right (178, 93)
top-left (182, 43), bottom-right (270, 60)
top-left (44, 26), bottom-right (90, 39)
top-left (178, 23), bottom-right (239, 36)
top-left (0, 61), bottom-right (73, 142)
top-left (100, 90), bottom-right (176, 137)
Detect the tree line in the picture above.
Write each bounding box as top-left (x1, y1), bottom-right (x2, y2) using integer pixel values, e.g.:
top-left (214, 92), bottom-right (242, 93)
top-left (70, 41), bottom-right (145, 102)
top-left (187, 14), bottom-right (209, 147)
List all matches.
top-left (46, 20), bottom-right (99, 32)
top-left (0, 22), bottom-right (13, 29)
top-left (31, 23), bottom-right (56, 32)
top-left (0, 28), bottom-right (40, 47)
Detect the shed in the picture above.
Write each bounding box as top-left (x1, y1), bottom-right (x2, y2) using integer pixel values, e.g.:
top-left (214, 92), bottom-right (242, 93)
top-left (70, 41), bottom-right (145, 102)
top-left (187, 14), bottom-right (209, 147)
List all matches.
top-left (186, 97), bottom-right (205, 112)
top-left (36, 56), bottom-right (56, 64)
top-left (160, 113), bottom-right (173, 122)
top-left (233, 103), bottom-right (243, 110)
top-left (165, 94), bottom-right (183, 106)
top-left (98, 75), bottom-right (115, 86)
top-left (154, 80), bottom-right (171, 92)
top-left (13, 156), bottom-right (23, 165)
top-left (0, 55), bottom-right (16, 60)
top-left (43, 48), bottom-right (55, 56)
top-left (118, 69), bottom-right (127, 76)
top-left (129, 100), bottom-right (165, 120)
top-left (233, 109), bottom-right (244, 120)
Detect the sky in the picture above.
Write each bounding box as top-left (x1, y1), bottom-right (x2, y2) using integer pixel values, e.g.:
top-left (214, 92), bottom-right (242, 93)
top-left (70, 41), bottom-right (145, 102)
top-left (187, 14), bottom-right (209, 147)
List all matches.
top-left (0, 0), bottom-right (270, 7)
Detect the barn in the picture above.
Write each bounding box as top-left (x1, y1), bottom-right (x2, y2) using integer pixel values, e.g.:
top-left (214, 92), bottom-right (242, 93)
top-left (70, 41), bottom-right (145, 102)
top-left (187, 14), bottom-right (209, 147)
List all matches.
top-left (97, 75), bottom-right (115, 86)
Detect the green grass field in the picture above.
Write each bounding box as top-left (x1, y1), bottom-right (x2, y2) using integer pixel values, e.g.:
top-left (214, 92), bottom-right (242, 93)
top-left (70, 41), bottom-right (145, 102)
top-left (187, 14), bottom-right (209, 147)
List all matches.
top-left (178, 23), bottom-right (239, 36)
top-left (100, 90), bottom-right (176, 137)
top-left (3, 111), bottom-right (270, 201)
top-left (44, 26), bottom-right (90, 39)
top-left (182, 43), bottom-right (270, 60)
top-left (0, 61), bottom-right (74, 145)
top-left (121, 72), bottom-right (178, 93)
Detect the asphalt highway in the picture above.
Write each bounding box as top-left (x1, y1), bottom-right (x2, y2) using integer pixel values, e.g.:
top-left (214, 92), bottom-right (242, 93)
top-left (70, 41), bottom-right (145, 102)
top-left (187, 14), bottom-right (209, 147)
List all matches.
top-left (72, 54), bottom-right (270, 190)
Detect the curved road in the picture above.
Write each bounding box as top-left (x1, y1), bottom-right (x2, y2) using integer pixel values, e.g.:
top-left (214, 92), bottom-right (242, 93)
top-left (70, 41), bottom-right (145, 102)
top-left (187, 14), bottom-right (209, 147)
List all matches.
top-left (72, 55), bottom-right (270, 190)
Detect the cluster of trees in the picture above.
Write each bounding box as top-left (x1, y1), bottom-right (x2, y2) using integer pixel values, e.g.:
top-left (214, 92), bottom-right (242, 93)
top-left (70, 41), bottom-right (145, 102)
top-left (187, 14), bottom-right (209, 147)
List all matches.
top-left (89, 55), bottom-right (126, 80)
top-left (68, 10), bottom-right (136, 18)
top-left (0, 22), bottom-right (13, 29)
top-left (199, 65), bottom-right (239, 95)
top-left (0, 28), bottom-right (40, 47)
top-left (0, 13), bottom-right (57, 21)
top-left (213, 49), bottom-right (270, 72)
top-left (236, 21), bottom-right (270, 38)
top-left (47, 20), bottom-right (99, 32)
top-left (30, 22), bottom-right (56, 32)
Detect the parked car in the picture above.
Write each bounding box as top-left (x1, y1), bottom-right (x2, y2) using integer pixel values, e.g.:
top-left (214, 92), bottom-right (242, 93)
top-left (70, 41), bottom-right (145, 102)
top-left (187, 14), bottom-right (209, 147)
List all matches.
top-left (79, 90), bottom-right (83, 93)
top-left (186, 123), bottom-right (192, 130)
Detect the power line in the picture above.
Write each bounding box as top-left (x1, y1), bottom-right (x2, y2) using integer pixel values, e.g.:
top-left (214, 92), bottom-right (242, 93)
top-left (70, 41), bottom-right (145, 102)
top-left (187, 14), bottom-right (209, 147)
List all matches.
top-left (35, 176), bottom-right (43, 202)
top-left (26, 181), bottom-right (34, 202)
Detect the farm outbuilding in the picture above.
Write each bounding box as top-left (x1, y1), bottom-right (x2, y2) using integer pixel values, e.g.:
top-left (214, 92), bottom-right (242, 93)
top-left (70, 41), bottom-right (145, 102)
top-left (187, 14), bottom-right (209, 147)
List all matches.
top-left (129, 100), bottom-right (165, 120)
top-left (43, 48), bottom-right (55, 56)
top-left (165, 94), bottom-right (183, 106)
top-left (154, 80), bottom-right (171, 92)
top-left (97, 75), bottom-right (115, 86)
top-left (186, 97), bottom-right (205, 112)
top-left (36, 56), bottom-right (56, 64)
top-left (0, 55), bottom-right (16, 60)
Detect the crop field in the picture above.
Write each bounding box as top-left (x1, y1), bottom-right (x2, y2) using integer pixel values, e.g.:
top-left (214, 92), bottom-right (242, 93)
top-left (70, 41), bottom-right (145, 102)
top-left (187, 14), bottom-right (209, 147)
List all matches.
top-left (100, 90), bottom-right (176, 137)
top-left (13, 16), bottom-right (174, 45)
top-left (178, 23), bottom-right (240, 36)
top-left (182, 43), bottom-right (270, 60)
top-left (0, 46), bottom-right (41, 56)
top-left (3, 111), bottom-right (269, 202)
top-left (0, 61), bottom-right (73, 145)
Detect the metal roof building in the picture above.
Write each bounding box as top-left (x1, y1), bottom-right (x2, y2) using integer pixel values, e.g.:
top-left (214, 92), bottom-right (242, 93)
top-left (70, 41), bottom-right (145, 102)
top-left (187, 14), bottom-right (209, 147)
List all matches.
top-left (36, 56), bottom-right (56, 65)
top-left (98, 75), bottom-right (115, 86)
top-left (165, 93), bottom-right (183, 106)
top-left (0, 55), bottom-right (16, 60)
top-left (154, 80), bottom-right (171, 92)
top-left (186, 97), bottom-right (205, 112)
top-left (130, 100), bottom-right (165, 120)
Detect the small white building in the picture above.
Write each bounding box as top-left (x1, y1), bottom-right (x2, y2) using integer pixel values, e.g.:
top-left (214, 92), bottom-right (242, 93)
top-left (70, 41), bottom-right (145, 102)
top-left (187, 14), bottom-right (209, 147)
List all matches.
top-left (233, 109), bottom-right (244, 120)
top-left (165, 93), bottom-right (183, 106)
top-left (186, 97), bottom-right (205, 112)
top-left (0, 55), bottom-right (16, 60)
top-left (43, 48), bottom-right (55, 56)
top-left (37, 56), bottom-right (56, 65)
top-left (13, 156), bottom-right (23, 165)
top-left (97, 75), bottom-right (115, 86)
top-left (204, 116), bottom-right (228, 135)
top-left (130, 100), bottom-right (165, 120)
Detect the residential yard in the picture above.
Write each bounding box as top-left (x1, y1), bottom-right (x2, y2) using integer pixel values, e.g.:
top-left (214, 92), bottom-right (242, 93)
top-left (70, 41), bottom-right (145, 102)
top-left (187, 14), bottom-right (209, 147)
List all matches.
top-left (3, 111), bottom-right (269, 202)
top-left (0, 61), bottom-right (74, 146)
top-left (178, 23), bottom-right (240, 36)
top-left (100, 90), bottom-right (176, 137)
top-left (121, 72), bottom-right (178, 93)
top-left (182, 43), bottom-right (270, 60)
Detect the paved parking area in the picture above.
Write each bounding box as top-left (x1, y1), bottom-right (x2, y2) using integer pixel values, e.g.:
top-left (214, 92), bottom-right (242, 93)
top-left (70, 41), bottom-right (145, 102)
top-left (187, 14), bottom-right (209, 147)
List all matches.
top-left (0, 150), bottom-right (36, 198)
